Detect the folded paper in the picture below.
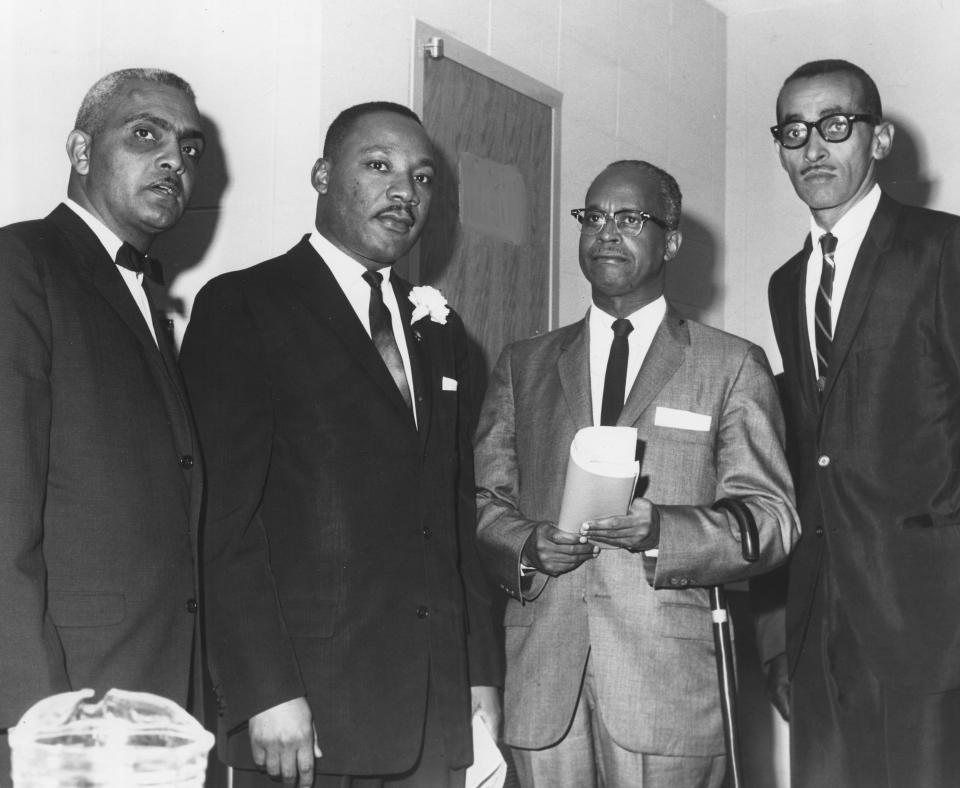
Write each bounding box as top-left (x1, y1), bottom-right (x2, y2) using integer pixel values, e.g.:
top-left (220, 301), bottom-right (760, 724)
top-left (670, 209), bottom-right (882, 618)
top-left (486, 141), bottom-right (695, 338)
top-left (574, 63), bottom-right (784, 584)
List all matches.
top-left (557, 426), bottom-right (640, 534)
top-left (465, 709), bottom-right (507, 788)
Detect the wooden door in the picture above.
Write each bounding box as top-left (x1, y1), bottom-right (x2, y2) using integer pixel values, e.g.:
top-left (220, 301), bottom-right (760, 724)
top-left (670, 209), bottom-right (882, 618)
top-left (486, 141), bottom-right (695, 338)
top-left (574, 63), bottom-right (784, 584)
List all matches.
top-left (413, 27), bottom-right (561, 405)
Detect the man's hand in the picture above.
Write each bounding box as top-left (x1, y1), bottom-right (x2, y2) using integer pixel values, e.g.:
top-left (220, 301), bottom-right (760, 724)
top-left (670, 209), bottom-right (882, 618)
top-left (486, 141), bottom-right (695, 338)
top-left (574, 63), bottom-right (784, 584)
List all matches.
top-left (579, 498), bottom-right (660, 552)
top-left (471, 685), bottom-right (502, 739)
top-left (523, 522), bottom-right (597, 576)
top-left (248, 696), bottom-right (316, 787)
top-left (763, 652), bottom-right (791, 721)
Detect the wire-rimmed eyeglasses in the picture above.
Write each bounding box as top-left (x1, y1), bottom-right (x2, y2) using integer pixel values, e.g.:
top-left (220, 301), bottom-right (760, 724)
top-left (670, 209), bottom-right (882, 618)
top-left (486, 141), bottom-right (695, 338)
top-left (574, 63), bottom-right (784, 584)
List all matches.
top-left (770, 113), bottom-right (879, 149)
top-left (570, 208), bottom-right (670, 237)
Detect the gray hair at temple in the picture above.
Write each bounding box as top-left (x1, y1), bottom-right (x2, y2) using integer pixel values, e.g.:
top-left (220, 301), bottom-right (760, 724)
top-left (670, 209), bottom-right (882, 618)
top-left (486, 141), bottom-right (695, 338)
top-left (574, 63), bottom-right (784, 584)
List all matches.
top-left (74, 68), bottom-right (196, 136)
top-left (608, 160), bottom-right (682, 231)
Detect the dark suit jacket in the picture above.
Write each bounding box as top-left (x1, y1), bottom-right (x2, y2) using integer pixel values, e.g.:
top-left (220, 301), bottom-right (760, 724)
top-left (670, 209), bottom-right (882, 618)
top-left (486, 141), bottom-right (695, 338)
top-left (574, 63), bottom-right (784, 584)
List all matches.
top-left (179, 237), bottom-right (499, 776)
top-left (769, 192), bottom-right (960, 693)
top-left (0, 204), bottom-right (203, 729)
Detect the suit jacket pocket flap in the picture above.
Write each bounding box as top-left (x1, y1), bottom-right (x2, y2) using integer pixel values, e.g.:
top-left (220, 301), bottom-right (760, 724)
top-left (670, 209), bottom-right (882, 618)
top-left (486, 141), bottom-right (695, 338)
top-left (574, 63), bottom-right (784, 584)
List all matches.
top-left (656, 602), bottom-right (714, 641)
top-left (49, 591), bottom-right (126, 627)
top-left (279, 596), bottom-right (338, 638)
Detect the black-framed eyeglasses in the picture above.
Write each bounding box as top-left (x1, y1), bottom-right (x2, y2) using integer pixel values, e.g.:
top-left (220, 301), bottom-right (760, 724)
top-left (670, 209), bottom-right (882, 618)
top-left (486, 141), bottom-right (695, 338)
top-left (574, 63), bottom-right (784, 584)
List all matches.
top-left (770, 113), bottom-right (879, 149)
top-left (570, 208), bottom-right (670, 237)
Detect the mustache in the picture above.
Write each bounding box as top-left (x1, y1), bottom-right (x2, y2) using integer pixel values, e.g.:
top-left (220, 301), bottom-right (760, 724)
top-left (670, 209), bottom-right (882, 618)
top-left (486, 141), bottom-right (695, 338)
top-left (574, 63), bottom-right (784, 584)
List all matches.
top-left (801, 165), bottom-right (835, 176)
top-left (377, 205), bottom-right (415, 224)
top-left (591, 244), bottom-right (627, 257)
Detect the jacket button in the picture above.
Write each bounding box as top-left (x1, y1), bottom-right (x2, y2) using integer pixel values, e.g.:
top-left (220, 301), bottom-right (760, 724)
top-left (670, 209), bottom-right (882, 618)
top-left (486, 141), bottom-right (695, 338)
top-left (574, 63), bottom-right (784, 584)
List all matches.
top-left (422, 527), bottom-right (432, 539)
top-left (817, 455), bottom-right (830, 467)
top-left (185, 598), bottom-right (198, 613)
top-left (416, 605), bottom-right (429, 619)
top-left (179, 454), bottom-right (194, 469)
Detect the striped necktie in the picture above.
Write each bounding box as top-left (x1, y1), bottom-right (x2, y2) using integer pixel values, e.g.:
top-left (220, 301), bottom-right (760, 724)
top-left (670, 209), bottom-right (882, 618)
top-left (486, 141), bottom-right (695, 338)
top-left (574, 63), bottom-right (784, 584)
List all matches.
top-left (814, 232), bottom-right (838, 392)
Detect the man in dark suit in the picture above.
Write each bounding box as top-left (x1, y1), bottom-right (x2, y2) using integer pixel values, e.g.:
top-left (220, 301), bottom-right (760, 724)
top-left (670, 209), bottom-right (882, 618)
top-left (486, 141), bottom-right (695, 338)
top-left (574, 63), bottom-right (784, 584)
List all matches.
top-left (180, 101), bottom-right (500, 788)
top-left (0, 69), bottom-right (206, 781)
top-left (765, 59), bottom-right (960, 787)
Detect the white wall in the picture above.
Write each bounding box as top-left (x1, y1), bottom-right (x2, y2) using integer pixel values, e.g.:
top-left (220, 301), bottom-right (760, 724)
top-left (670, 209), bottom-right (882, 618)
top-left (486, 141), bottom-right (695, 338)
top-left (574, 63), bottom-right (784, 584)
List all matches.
top-left (724, 0), bottom-right (960, 369)
top-left (1, 0), bottom-right (727, 340)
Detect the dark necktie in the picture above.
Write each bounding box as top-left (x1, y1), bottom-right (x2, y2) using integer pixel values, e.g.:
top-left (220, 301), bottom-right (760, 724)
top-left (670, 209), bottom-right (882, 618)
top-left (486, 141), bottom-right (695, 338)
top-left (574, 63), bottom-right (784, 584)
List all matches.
top-left (600, 318), bottom-right (633, 426)
top-left (116, 242), bottom-right (164, 284)
top-left (814, 232), bottom-right (838, 391)
top-left (362, 270), bottom-right (413, 412)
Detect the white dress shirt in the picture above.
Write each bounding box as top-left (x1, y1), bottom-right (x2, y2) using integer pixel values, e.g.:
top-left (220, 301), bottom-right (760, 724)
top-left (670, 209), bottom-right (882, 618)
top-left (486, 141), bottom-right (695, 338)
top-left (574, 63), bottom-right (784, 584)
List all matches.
top-left (803, 183), bottom-right (881, 371)
top-left (588, 296), bottom-right (667, 426)
top-left (64, 199), bottom-right (158, 346)
top-left (310, 231), bottom-right (417, 426)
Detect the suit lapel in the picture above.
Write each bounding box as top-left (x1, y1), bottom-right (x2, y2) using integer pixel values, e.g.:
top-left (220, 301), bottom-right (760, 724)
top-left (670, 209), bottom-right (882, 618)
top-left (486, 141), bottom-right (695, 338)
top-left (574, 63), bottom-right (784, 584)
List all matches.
top-left (618, 309), bottom-right (687, 427)
top-left (557, 318), bottom-right (593, 429)
top-left (785, 235), bottom-right (821, 417)
top-left (50, 206), bottom-right (161, 356)
top-left (49, 205), bottom-right (196, 476)
top-left (393, 276), bottom-right (432, 442)
top-left (822, 194), bottom-right (900, 404)
top-left (288, 239), bottom-right (417, 427)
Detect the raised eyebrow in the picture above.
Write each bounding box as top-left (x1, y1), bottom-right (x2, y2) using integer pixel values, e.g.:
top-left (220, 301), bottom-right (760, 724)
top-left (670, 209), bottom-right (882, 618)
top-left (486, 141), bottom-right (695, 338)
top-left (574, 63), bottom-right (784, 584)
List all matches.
top-left (782, 106), bottom-right (848, 124)
top-left (356, 145), bottom-right (435, 169)
top-left (124, 112), bottom-right (206, 146)
top-left (583, 206), bottom-right (643, 213)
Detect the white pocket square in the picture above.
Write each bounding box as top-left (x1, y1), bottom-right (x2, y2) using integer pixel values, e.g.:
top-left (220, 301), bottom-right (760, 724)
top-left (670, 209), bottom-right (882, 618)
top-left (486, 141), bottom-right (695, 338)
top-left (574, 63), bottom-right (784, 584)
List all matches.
top-left (442, 376), bottom-right (458, 391)
top-left (654, 406), bottom-right (711, 431)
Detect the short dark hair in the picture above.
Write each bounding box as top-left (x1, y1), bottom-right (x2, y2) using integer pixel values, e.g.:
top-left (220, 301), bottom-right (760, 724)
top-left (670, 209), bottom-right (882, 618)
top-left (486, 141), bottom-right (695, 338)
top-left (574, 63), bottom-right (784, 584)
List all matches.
top-left (322, 101), bottom-right (423, 160)
top-left (606, 160), bottom-right (682, 230)
top-left (74, 68), bottom-right (196, 136)
top-left (778, 59), bottom-right (882, 120)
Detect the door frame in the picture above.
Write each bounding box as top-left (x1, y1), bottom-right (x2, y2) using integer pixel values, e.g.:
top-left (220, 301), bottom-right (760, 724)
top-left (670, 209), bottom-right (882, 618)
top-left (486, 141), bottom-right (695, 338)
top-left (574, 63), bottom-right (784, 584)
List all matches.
top-left (410, 20), bottom-right (562, 331)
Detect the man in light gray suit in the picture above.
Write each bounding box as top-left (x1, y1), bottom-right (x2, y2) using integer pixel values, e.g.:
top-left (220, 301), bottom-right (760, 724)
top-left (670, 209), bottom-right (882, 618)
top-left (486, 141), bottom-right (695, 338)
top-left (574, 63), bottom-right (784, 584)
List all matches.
top-left (475, 160), bottom-right (799, 788)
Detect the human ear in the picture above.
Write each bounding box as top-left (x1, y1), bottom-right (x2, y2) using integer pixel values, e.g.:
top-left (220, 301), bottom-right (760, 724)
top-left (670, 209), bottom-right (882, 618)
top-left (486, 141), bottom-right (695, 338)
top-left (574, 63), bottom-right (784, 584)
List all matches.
top-left (311, 158), bottom-right (331, 195)
top-left (872, 121), bottom-right (894, 161)
top-left (664, 230), bottom-right (683, 261)
top-left (66, 130), bottom-right (92, 176)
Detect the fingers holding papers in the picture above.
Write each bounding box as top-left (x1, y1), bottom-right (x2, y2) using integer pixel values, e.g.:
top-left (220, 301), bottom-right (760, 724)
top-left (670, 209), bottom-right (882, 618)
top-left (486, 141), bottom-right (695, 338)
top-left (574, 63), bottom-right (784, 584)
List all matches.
top-left (522, 522), bottom-right (597, 577)
top-left (580, 497), bottom-right (661, 553)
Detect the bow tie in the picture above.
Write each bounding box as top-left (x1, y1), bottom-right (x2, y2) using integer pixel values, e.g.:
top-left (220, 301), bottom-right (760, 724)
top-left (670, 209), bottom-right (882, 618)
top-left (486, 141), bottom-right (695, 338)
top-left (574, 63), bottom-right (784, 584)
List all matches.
top-left (115, 242), bottom-right (165, 284)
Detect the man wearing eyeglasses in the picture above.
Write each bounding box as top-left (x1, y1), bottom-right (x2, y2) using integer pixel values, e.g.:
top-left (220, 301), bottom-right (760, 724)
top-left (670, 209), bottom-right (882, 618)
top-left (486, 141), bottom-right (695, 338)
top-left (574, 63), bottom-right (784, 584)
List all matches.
top-left (474, 160), bottom-right (799, 787)
top-left (765, 59), bottom-right (960, 787)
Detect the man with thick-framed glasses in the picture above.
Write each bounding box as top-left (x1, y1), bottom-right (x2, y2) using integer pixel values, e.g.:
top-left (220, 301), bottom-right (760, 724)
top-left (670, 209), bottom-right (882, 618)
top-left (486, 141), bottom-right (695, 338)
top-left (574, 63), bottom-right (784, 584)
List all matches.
top-left (474, 159), bottom-right (799, 788)
top-left (762, 58), bottom-right (960, 788)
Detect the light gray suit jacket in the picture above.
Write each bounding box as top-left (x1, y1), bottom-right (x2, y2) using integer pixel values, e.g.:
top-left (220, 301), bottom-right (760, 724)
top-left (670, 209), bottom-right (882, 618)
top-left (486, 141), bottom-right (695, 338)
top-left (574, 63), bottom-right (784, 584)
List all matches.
top-left (475, 308), bottom-right (798, 756)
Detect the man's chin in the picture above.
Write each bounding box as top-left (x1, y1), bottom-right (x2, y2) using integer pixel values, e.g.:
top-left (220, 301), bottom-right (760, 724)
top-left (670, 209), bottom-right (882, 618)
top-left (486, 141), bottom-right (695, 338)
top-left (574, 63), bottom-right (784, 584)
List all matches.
top-left (140, 207), bottom-right (187, 235)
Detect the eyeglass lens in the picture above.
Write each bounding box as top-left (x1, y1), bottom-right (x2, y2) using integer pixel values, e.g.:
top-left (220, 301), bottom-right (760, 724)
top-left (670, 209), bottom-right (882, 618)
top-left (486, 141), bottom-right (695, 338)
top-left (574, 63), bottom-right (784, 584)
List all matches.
top-left (777, 114), bottom-right (859, 148)
top-left (576, 210), bottom-right (648, 236)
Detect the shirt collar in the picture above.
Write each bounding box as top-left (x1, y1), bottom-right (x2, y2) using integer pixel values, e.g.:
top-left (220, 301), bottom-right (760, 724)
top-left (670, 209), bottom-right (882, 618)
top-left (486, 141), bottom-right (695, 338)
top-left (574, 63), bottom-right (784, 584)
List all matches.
top-left (309, 230), bottom-right (394, 287)
top-left (64, 198), bottom-right (125, 262)
top-left (809, 182), bottom-right (881, 245)
top-left (588, 295), bottom-right (667, 336)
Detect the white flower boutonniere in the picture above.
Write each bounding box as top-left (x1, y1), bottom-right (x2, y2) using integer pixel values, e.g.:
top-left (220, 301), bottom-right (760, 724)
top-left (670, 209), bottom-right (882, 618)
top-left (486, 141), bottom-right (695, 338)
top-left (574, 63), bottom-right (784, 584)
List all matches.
top-left (409, 285), bottom-right (450, 325)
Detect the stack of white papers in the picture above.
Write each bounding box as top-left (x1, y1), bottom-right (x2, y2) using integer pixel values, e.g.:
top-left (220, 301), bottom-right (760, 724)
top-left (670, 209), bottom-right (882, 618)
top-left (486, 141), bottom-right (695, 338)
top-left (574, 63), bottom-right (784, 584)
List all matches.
top-left (557, 426), bottom-right (640, 535)
top-left (465, 710), bottom-right (506, 788)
